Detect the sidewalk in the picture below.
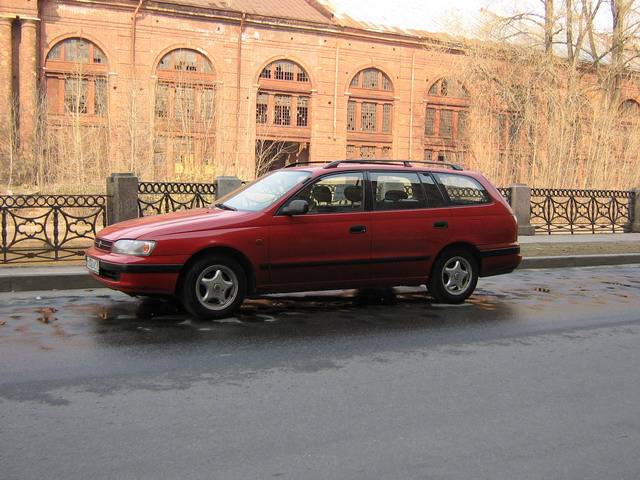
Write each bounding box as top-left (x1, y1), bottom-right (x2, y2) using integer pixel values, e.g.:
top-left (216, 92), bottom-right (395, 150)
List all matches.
top-left (0, 233), bottom-right (639, 292)
top-left (520, 232), bottom-right (640, 257)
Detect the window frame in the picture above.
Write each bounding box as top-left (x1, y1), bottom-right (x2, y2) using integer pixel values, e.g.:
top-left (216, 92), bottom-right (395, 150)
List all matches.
top-left (45, 38), bottom-right (110, 117)
top-left (366, 170), bottom-right (449, 211)
top-left (347, 68), bottom-right (394, 156)
top-left (277, 170), bottom-right (494, 215)
top-left (424, 77), bottom-right (469, 167)
top-left (277, 171), bottom-right (367, 216)
top-left (369, 171), bottom-right (428, 211)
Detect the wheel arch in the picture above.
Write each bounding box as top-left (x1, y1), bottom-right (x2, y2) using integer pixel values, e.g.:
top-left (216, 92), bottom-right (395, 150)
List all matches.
top-left (175, 246), bottom-right (256, 297)
top-left (432, 242), bottom-right (482, 276)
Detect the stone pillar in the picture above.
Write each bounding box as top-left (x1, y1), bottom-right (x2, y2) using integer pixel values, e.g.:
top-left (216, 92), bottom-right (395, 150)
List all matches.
top-left (631, 188), bottom-right (640, 233)
top-left (510, 184), bottom-right (535, 236)
top-left (215, 176), bottom-right (243, 199)
top-left (106, 173), bottom-right (139, 225)
top-left (18, 18), bottom-right (38, 160)
top-left (0, 17), bottom-right (13, 134)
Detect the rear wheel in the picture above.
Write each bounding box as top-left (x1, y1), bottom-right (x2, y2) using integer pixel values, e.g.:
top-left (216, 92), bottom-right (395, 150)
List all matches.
top-left (180, 255), bottom-right (246, 319)
top-left (428, 248), bottom-right (478, 304)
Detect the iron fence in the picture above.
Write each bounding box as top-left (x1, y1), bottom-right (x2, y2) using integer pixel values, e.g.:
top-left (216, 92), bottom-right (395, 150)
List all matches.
top-left (1, 195), bottom-right (106, 264)
top-left (137, 182), bottom-right (217, 217)
top-left (530, 188), bottom-right (634, 234)
top-left (497, 187), bottom-right (512, 205)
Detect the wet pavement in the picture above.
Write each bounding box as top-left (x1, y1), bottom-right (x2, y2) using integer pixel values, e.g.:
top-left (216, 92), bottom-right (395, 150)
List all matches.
top-left (1, 265), bottom-right (640, 479)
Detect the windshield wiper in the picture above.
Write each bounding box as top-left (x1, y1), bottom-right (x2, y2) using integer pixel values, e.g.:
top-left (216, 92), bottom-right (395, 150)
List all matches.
top-left (215, 202), bottom-right (237, 211)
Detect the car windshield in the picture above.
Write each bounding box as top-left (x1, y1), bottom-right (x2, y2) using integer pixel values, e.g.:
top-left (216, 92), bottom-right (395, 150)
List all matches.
top-left (218, 170), bottom-right (312, 212)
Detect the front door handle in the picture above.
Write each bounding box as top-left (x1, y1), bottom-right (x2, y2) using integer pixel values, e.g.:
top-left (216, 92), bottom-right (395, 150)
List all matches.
top-left (350, 225), bottom-right (367, 234)
top-left (433, 221), bottom-right (448, 229)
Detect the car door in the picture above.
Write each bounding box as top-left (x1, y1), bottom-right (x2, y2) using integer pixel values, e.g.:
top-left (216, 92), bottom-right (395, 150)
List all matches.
top-left (369, 171), bottom-right (450, 281)
top-left (267, 171), bottom-right (371, 288)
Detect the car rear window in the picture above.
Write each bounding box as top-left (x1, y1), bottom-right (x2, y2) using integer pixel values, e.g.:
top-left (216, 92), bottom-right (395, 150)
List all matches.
top-left (432, 173), bottom-right (491, 205)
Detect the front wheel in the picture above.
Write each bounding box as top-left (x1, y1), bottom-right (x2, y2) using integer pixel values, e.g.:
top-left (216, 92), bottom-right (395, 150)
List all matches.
top-left (180, 255), bottom-right (246, 319)
top-left (428, 248), bottom-right (478, 304)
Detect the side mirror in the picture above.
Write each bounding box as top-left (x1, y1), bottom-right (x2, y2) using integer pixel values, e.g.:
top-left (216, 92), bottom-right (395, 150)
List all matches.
top-left (281, 199), bottom-right (309, 216)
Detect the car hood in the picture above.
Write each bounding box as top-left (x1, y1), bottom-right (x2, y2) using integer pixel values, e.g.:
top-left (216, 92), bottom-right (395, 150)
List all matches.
top-left (97, 208), bottom-right (260, 240)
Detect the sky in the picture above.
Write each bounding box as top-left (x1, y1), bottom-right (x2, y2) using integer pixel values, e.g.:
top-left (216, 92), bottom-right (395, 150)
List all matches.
top-left (326, 0), bottom-right (612, 36)
top-left (326, 0), bottom-right (536, 34)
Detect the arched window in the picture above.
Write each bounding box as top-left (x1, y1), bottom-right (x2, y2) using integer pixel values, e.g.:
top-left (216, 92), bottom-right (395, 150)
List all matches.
top-left (346, 68), bottom-right (394, 160)
top-left (620, 99), bottom-right (640, 120)
top-left (618, 99), bottom-right (639, 165)
top-left (154, 49), bottom-right (215, 120)
top-left (45, 37), bottom-right (109, 116)
top-left (424, 77), bottom-right (469, 163)
top-left (255, 60), bottom-right (311, 173)
top-left (153, 49), bottom-right (216, 178)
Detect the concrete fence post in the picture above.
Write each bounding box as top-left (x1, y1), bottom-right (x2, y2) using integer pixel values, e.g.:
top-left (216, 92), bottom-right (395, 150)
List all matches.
top-left (106, 173), bottom-right (139, 225)
top-left (510, 183), bottom-right (535, 236)
top-left (215, 176), bottom-right (243, 199)
top-left (631, 188), bottom-right (640, 233)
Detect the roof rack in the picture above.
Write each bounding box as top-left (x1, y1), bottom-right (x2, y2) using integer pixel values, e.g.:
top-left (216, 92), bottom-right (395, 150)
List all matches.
top-left (284, 161), bottom-right (329, 168)
top-left (323, 160), bottom-right (463, 171)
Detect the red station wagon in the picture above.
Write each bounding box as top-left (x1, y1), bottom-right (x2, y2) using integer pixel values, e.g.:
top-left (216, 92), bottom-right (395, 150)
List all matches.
top-left (85, 160), bottom-right (521, 318)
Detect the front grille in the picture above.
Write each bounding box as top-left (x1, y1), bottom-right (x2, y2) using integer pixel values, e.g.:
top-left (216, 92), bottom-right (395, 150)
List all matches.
top-left (94, 238), bottom-right (113, 251)
top-left (100, 269), bottom-right (120, 281)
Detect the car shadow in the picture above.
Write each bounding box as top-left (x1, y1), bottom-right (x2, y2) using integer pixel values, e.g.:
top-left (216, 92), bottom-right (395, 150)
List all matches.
top-left (85, 286), bottom-right (517, 348)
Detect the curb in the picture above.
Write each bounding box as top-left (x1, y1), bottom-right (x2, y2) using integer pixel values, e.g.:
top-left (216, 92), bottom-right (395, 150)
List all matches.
top-left (518, 253), bottom-right (640, 270)
top-left (0, 270), bottom-right (102, 293)
top-left (1, 254), bottom-right (639, 293)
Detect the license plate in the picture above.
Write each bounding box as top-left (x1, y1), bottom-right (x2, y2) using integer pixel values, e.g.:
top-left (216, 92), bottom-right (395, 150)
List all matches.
top-left (86, 256), bottom-right (100, 274)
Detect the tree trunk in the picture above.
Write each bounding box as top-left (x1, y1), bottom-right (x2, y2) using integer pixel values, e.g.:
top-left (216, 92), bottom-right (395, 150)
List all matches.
top-left (609, 0), bottom-right (626, 102)
top-left (565, 0), bottom-right (574, 61)
top-left (545, 0), bottom-right (555, 54)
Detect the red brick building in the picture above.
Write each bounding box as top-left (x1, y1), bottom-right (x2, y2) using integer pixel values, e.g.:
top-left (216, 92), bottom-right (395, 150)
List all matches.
top-left (0, 0), bottom-right (636, 184)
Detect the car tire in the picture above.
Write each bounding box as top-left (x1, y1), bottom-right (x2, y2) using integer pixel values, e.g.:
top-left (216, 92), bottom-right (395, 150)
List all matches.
top-left (428, 248), bottom-right (478, 304)
top-left (180, 255), bottom-right (247, 320)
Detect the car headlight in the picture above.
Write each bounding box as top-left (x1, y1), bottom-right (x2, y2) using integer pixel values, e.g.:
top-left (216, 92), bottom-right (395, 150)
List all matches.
top-left (112, 239), bottom-right (156, 256)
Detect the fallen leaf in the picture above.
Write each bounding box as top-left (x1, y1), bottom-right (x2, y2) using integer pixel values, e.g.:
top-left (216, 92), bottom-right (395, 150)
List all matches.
top-left (36, 307), bottom-right (58, 314)
top-left (0, 320), bottom-right (6, 326)
top-left (36, 307), bottom-right (58, 324)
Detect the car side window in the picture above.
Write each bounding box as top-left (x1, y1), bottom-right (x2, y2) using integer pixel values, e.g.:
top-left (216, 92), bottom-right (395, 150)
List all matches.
top-left (418, 173), bottom-right (447, 208)
top-left (371, 172), bottom-right (427, 211)
top-left (433, 173), bottom-right (491, 205)
top-left (289, 172), bottom-right (364, 214)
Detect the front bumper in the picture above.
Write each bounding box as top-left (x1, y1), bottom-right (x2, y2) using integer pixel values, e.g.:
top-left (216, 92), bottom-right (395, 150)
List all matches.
top-left (85, 246), bottom-right (184, 295)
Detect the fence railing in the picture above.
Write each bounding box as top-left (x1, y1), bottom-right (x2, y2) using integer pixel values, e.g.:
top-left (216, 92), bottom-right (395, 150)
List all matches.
top-left (137, 181), bottom-right (217, 217)
top-left (528, 188), bottom-right (634, 234)
top-left (1, 195), bottom-right (106, 264)
top-left (496, 187), bottom-right (512, 205)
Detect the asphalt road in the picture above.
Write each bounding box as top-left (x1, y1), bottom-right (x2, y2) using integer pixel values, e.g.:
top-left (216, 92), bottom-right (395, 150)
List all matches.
top-left (1, 265), bottom-right (640, 480)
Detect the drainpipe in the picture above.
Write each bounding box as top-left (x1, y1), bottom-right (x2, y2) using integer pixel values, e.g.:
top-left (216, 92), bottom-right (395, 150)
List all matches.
top-left (129, 0), bottom-right (145, 170)
top-left (131, 0), bottom-right (145, 71)
top-left (333, 45), bottom-right (339, 140)
top-left (408, 50), bottom-right (416, 160)
top-left (234, 12), bottom-right (246, 172)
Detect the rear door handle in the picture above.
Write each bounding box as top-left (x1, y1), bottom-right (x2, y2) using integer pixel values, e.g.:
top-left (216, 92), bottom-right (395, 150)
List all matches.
top-left (350, 225), bottom-right (367, 234)
top-left (433, 221), bottom-right (448, 229)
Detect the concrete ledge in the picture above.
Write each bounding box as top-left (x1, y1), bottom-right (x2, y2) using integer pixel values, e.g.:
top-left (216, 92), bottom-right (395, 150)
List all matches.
top-left (519, 253), bottom-right (640, 270)
top-left (0, 266), bottom-right (101, 292)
